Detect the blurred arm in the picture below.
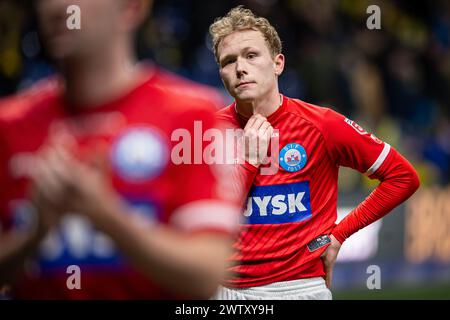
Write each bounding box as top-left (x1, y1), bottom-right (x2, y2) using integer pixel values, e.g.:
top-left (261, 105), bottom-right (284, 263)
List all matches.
top-left (0, 221), bottom-right (47, 286)
top-left (77, 196), bottom-right (236, 299)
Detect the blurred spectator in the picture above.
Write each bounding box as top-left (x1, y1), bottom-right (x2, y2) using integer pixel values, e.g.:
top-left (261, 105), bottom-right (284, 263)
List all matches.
top-left (1, 0), bottom-right (449, 186)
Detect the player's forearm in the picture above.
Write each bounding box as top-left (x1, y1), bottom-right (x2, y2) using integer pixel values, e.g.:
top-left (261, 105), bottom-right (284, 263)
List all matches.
top-left (332, 149), bottom-right (420, 243)
top-left (231, 161), bottom-right (258, 204)
top-left (0, 227), bottom-right (45, 285)
top-left (89, 199), bottom-right (233, 298)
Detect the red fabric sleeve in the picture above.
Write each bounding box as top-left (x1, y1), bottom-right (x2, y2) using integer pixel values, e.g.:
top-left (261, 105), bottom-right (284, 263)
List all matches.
top-left (321, 109), bottom-right (386, 173)
top-left (331, 147), bottom-right (420, 243)
top-left (231, 161), bottom-right (259, 206)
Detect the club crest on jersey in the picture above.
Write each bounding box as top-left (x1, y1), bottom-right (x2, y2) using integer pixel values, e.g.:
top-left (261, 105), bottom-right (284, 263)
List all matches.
top-left (279, 143), bottom-right (307, 172)
top-left (111, 126), bottom-right (168, 181)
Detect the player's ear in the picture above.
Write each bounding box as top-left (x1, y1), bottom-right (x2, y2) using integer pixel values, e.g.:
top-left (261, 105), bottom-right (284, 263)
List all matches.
top-left (121, 0), bottom-right (153, 32)
top-left (274, 54), bottom-right (285, 77)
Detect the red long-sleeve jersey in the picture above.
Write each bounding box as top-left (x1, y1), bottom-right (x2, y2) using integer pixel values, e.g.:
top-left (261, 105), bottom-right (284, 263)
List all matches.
top-left (217, 95), bottom-right (420, 288)
top-left (0, 65), bottom-right (239, 299)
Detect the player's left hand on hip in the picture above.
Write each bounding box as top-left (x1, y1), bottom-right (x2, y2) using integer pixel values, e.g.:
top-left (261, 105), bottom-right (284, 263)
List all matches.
top-left (320, 234), bottom-right (342, 289)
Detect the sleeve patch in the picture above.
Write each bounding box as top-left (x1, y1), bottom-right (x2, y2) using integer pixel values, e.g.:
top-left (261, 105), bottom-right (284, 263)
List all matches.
top-left (344, 118), bottom-right (368, 135)
top-left (345, 118), bottom-right (383, 144)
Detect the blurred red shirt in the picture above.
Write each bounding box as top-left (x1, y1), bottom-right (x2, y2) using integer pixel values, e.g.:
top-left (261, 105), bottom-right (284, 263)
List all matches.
top-left (0, 64), bottom-right (238, 299)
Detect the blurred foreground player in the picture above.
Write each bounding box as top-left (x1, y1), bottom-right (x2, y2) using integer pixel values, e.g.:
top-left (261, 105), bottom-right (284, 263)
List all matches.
top-left (0, 0), bottom-right (240, 299)
top-left (209, 7), bottom-right (420, 300)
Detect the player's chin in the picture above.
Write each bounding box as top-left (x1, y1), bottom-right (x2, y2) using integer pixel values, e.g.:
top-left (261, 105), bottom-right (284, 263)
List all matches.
top-left (234, 90), bottom-right (257, 102)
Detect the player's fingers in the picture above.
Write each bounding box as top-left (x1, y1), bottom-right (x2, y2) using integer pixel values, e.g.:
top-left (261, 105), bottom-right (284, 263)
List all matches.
top-left (259, 121), bottom-right (271, 134)
top-left (29, 158), bottom-right (53, 192)
top-left (258, 123), bottom-right (271, 143)
top-left (326, 267), bottom-right (333, 289)
top-left (251, 116), bottom-right (267, 130)
top-left (43, 148), bottom-right (83, 200)
top-left (32, 157), bottom-right (67, 204)
top-left (244, 114), bottom-right (264, 131)
top-left (246, 120), bottom-right (270, 143)
top-left (257, 124), bottom-right (274, 165)
top-left (53, 142), bottom-right (74, 163)
top-left (31, 162), bottom-right (57, 205)
top-left (52, 145), bottom-right (88, 190)
top-left (50, 129), bottom-right (77, 151)
top-left (244, 114), bottom-right (259, 131)
top-left (45, 148), bottom-right (73, 184)
top-left (321, 253), bottom-right (334, 289)
top-left (54, 144), bottom-right (80, 175)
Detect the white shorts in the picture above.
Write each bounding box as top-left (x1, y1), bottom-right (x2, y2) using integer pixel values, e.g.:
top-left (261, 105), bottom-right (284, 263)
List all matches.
top-left (211, 277), bottom-right (332, 300)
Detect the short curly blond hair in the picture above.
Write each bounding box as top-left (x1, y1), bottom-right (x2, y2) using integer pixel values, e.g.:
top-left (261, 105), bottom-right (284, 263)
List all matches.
top-left (209, 6), bottom-right (282, 63)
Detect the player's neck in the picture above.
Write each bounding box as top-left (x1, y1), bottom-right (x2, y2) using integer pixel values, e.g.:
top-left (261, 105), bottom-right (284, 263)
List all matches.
top-left (60, 42), bottom-right (143, 109)
top-left (235, 88), bottom-right (282, 118)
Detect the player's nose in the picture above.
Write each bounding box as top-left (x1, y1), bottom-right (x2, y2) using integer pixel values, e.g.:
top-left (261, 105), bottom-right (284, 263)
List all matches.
top-left (235, 57), bottom-right (248, 77)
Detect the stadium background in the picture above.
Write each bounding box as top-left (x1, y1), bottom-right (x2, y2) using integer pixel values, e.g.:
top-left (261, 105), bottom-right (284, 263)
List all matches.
top-left (0, 0), bottom-right (449, 299)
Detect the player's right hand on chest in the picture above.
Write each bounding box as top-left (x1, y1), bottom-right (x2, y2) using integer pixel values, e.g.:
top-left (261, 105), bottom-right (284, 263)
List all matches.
top-left (241, 114), bottom-right (274, 167)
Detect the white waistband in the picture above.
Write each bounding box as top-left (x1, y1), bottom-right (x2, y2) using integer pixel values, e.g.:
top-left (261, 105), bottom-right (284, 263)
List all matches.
top-left (236, 277), bottom-right (326, 293)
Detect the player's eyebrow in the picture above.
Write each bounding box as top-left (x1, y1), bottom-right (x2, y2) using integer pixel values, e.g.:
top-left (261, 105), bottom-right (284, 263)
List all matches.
top-left (241, 46), bottom-right (258, 53)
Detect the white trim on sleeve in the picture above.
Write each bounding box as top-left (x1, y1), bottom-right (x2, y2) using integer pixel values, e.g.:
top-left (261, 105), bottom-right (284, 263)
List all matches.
top-left (170, 200), bottom-right (241, 233)
top-left (365, 143), bottom-right (391, 176)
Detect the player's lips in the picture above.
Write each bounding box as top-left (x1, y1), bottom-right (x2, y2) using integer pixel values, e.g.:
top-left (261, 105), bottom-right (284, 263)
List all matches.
top-left (236, 81), bottom-right (255, 88)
